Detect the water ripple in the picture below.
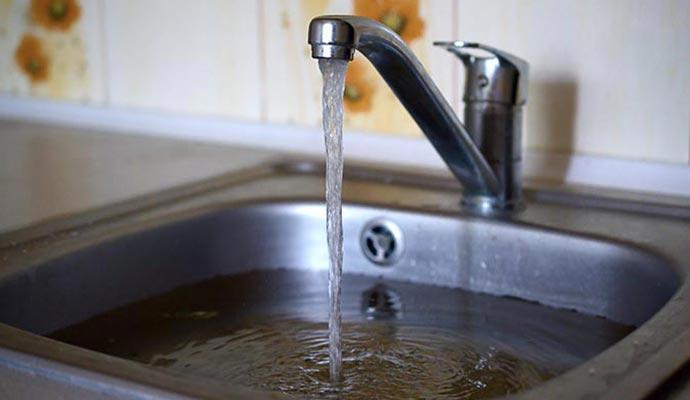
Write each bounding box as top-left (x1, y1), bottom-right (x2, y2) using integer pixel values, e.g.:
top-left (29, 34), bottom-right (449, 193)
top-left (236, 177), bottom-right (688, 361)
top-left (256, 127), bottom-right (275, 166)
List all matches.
top-left (150, 320), bottom-right (553, 399)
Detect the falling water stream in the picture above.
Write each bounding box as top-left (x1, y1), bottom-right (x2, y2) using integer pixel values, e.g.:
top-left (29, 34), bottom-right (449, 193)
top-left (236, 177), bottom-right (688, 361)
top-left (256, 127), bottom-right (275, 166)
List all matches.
top-left (318, 58), bottom-right (349, 382)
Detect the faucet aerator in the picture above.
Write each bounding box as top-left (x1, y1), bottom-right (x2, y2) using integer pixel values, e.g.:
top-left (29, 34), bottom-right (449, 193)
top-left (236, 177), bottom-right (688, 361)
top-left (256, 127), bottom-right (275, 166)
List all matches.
top-left (308, 18), bottom-right (356, 61)
top-left (310, 44), bottom-right (354, 61)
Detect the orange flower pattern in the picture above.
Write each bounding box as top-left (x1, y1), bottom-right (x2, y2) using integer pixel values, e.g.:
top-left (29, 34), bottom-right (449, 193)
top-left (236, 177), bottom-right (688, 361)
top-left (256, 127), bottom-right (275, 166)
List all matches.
top-left (346, 0), bottom-right (425, 113)
top-left (14, 34), bottom-right (50, 83)
top-left (31, 0), bottom-right (81, 31)
top-left (353, 0), bottom-right (424, 43)
top-left (343, 58), bottom-right (375, 112)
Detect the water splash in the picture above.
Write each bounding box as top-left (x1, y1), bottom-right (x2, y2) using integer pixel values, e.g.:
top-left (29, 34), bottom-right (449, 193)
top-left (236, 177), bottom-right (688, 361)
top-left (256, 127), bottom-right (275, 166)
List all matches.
top-left (319, 58), bottom-right (349, 382)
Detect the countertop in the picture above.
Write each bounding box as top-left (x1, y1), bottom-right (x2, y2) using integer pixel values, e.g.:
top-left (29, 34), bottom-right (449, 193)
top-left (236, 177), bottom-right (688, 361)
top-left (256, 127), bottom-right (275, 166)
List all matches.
top-left (0, 119), bottom-right (279, 234)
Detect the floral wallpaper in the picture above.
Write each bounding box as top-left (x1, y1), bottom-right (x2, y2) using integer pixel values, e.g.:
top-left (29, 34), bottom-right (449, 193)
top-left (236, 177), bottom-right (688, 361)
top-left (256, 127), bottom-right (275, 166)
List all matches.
top-left (319, 0), bottom-right (447, 137)
top-left (14, 33), bottom-right (49, 83)
top-left (29, 0), bottom-right (80, 31)
top-left (344, 0), bottom-right (424, 115)
top-left (0, 0), bottom-right (99, 101)
top-left (0, 0), bottom-right (687, 163)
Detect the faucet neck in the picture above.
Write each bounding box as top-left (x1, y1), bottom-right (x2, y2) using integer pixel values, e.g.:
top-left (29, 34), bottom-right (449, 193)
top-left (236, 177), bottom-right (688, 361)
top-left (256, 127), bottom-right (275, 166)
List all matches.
top-left (437, 42), bottom-right (530, 214)
top-left (309, 16), bottom-right (527, 215)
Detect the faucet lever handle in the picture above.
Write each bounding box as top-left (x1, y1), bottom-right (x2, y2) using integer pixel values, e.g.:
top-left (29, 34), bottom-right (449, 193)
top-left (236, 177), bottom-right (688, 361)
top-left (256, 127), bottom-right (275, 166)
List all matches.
top-left (434, 41), bottom-right (529, 105)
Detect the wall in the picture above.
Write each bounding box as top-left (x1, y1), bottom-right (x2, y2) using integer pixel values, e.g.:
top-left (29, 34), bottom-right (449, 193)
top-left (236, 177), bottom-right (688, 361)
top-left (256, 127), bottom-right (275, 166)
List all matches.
top-left (1, 0), bottom-right (689, 165)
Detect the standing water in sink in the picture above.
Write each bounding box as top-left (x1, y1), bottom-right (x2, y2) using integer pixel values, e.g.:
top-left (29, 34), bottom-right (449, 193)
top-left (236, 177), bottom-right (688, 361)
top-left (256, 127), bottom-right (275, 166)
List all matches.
top-left (50, 270), bottom-right (634, 399)
top-left (319, 58), bottom-right (348, 382)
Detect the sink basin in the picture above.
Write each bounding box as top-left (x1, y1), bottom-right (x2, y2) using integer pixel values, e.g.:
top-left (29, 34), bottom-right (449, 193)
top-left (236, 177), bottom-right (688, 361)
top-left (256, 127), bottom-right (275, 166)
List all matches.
top-left (0, 160), bottom-right (689, 399)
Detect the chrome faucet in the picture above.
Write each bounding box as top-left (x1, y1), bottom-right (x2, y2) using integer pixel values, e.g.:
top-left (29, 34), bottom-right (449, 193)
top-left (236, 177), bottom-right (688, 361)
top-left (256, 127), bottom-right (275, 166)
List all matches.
top-left (308, 16), bottom-right (529, 214)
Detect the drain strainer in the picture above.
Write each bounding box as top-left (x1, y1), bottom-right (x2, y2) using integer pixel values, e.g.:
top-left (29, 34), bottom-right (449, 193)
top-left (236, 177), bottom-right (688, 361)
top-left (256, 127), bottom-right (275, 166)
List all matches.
top-left (360, 218), bottom-right (404, 266)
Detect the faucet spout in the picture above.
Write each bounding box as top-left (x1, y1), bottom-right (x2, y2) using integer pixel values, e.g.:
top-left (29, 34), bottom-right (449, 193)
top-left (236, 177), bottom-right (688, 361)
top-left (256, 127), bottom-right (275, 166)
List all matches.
top-left (308, 18), bottom-right (356, 60)
top-left (308, 16), bottom-right (502, 207)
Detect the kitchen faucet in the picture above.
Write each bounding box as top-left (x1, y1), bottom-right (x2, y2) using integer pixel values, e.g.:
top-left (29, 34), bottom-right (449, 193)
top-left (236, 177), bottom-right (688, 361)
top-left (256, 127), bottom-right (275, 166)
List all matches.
top-left (308, 16), bottom-right (528, 214)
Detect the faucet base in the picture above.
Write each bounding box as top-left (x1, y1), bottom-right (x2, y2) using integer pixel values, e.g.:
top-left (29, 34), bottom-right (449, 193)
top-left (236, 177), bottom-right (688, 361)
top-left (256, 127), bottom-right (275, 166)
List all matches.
top-left (461, 195), bottom-right (524, 216)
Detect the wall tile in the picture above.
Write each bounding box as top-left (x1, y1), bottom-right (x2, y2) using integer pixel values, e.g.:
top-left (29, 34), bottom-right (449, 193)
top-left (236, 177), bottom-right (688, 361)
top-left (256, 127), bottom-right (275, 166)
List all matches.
top-left (0, 0), bottom-right (104, 102)
top-left (262, 0), bottom-right (455, 136)
top-left (2, 0), bottom-right (687, 167)
top-left (260, 0), bottom-right (327, 128)
top-left (456, 0), bottom-right (690, 163)
top-left (104, 0), bottom-right (261, 120)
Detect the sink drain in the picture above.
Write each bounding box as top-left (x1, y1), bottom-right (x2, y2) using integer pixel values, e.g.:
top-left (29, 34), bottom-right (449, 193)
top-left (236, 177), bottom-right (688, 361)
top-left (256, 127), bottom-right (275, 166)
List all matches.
top-left (360, 218), bottom-right (404, 266)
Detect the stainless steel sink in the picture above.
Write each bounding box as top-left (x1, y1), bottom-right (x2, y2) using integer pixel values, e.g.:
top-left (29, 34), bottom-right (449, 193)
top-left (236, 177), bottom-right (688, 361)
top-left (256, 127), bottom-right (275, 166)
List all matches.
top-left (1, 160), bottom-right (689, 399)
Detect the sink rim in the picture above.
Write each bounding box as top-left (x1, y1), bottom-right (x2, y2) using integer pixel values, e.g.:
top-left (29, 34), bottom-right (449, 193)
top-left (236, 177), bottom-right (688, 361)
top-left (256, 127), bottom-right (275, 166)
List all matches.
top-left (0, 159), bottom-right (689, 400)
